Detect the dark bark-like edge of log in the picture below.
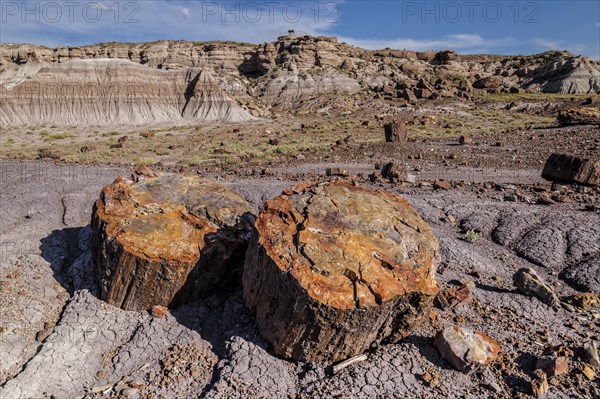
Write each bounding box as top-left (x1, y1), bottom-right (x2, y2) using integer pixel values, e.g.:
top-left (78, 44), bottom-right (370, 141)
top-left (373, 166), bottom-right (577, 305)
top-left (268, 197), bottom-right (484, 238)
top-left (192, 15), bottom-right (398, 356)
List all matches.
top-left (91, 199), bottom-right (254, 311)
top-left (242, 229), bottom-right (435, 364)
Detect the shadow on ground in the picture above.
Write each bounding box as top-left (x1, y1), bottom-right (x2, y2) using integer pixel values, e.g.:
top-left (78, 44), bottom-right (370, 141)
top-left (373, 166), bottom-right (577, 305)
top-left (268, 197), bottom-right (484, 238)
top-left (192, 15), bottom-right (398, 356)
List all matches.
top-left (40, 225), bottom-right (100, 297)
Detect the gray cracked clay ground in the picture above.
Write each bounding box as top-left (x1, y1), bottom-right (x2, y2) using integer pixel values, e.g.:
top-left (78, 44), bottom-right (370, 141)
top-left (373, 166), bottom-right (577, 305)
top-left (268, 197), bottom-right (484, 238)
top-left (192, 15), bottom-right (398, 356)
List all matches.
top-left (0, 160), bottom-right (599, 398)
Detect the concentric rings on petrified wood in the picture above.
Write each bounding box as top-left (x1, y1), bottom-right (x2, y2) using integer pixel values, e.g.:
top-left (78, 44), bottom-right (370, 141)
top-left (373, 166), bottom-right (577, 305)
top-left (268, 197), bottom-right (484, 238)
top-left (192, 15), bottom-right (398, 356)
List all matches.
top-left (91, 170), bottom-right (255, 311)
top-left (242, 180), bottom-right (439, 363)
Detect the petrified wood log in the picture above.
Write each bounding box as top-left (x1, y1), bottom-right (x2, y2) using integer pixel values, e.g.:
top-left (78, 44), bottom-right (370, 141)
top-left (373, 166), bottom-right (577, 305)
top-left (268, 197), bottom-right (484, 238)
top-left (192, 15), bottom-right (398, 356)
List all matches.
top-left (557, 107), bottom-right (600, 127)
top-left (542, 153), bottom-right (599, 186)
top-left (384, 121), bottom-right (408, 143)
top-left (243, 181), bottom-right (439, 363)
top-left (91, 170), bottom-right (254, 311)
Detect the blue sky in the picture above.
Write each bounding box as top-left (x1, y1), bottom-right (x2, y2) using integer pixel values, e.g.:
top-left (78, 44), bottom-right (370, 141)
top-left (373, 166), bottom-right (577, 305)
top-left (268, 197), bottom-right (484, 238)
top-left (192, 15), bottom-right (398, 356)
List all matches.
top-left (1, 1), bottom-right (598, 58)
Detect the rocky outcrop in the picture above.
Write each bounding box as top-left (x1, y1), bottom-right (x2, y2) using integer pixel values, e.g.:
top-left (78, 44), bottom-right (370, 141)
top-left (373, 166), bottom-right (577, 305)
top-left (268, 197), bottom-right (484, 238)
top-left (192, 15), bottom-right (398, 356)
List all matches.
top-left (0, 59), bottom-right (255, 127)
top-left (1, 38), bottom-right (599, 127)
top-left (258, 69), bottom-right (361, 107)
top-left (242, 181), bottom-right (439, 363)
top-left (524, 53), bottom-right (600, 94)
top-left (91, 169), bottom-right (255, 311)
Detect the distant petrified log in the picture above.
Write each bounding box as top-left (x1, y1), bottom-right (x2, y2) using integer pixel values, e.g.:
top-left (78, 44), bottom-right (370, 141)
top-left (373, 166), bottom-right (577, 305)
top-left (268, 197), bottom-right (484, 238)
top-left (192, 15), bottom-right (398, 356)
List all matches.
top-left (243, 181), bottom-right (439, 363)
top-left (542, 153), bottom-right (599, 186)
top-left (557, 107), bottom-right (600, 126)
top-left (91, 170), bottom-right (255, 311)
top-left (384, 121), bottom-right (408, 143)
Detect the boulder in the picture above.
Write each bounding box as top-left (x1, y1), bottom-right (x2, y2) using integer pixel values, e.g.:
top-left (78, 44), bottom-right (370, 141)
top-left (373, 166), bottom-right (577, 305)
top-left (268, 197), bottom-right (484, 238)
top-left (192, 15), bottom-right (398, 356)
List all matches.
top-left (459, 135), bottom-right (473, 145)
top-left (473, 76), bottom-right (503, 89)
top-left (243, 181), bottom-right (440, 363)
top-left (326, 167), bottom-right (349, 177)
top-left (541, 153), bottom-right (599, 186)
top-left (434, 325), bottom-right (500, 373)
top-left (513, 268), bottom-right (559, 307)
top-left (384, 121), bottom-right (408, 143)
top-left (91, 170), bottom-right (255, 311)
top-left (414, 87), bottom-right (433, 99)
top-left (381, 162), bottom-right (407, 183)
top-left (400, 88), bottom-right (417, 103)
top-left (536, 345), bottom-right (571, 377)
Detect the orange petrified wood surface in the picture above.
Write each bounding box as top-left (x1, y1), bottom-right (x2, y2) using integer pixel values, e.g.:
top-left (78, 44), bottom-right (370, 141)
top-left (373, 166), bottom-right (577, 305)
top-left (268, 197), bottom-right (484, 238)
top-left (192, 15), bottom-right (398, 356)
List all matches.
top-left (92, 172), bottom-right (254, 310)
top-left (255, 180), bottom-right (439, 309)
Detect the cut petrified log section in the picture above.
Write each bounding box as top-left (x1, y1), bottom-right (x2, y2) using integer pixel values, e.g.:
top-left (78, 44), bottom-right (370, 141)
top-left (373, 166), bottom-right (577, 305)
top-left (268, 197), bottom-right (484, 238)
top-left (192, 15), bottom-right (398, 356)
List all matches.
top-left (91, 170), bottom-right (255, 311)
top-left (541, 153), bottom-right (599, 186)
top-left (243, 180), bottom-right (439, 363)
top-left (384, 121), bottom-right (408, 143)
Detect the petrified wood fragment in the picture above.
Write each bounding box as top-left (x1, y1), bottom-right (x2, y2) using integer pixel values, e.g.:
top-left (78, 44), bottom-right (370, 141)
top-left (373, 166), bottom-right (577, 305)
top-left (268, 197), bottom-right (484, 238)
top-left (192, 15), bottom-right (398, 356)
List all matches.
top-left (243, 181), bottom-right (439, 363)
top-left (91, 171), bottom-right (254, 311)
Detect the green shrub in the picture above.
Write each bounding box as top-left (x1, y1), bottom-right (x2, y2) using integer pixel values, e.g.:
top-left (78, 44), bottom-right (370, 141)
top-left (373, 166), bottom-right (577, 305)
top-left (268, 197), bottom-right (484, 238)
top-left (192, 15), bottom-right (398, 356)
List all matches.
top-left (463, 230), bottom-right (481, 243)
top-left (47, 133), bottom-right (75, 141)
top-left (133, 157), bottom-right (155, 166)
top-left (179, 155), bottom-right (202, 167)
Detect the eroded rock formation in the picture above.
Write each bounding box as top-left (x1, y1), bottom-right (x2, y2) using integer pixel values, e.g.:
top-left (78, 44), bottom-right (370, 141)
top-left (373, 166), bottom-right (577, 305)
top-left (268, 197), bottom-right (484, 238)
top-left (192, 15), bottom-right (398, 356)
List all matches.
top-left (242, 181), bottom-right (439, 363)
top-left (0, 59), bottom-right (255, 127)
top-left (1, 37), bottom-right (599, 126)
top-left (91, 170), bottom-right (255, 311)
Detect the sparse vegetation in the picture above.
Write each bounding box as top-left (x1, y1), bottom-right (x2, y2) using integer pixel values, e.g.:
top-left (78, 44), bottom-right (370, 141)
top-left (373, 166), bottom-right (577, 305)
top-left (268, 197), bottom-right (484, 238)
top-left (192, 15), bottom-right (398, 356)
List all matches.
top-left (154, 147), bottom-right (170, 156)
top-left (46, 133), bottom-right (76, 141)
top-left (179, 155), bottom-right (203, 167)
top-left (463, 230), bottom-right (481, 243)
top-left (133, 157), bottom-right (155, 166)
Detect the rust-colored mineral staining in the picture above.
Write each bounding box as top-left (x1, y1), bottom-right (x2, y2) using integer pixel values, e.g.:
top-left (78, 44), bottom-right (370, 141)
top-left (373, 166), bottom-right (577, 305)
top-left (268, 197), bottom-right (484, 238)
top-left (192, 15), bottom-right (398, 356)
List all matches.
top-left (243, 180), bottom-right (439, 363)
top-left (92, 171), bottom-right (254, 311)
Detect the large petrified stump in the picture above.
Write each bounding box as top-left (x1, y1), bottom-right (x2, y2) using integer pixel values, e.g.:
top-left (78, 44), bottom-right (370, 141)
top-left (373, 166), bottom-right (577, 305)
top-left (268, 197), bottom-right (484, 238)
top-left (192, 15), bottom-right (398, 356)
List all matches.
top-left (243, 181), bottom-right (439, 363)
top-left (91, 170), bottom-right (254, 311)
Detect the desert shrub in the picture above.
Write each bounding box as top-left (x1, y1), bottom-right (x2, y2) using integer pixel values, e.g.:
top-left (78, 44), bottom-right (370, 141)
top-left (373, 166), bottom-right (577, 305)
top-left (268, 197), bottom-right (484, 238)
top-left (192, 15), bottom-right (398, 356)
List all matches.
top-left (133, 157), bottom-right (155, 166)
top-left (154, 147), bottom-right (170, 156)
top-left (463, 230), bottom-right (481, 243)
top-left (179, 155), bottom-right (202, 167)
top-left (47, 133), bottom-right (75, 141)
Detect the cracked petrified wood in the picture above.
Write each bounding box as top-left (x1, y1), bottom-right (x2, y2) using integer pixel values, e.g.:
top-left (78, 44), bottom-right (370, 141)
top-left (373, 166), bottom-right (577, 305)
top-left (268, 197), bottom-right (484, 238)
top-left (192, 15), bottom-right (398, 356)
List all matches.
top-left (91, 171), bottom-right (254, 311)
top-left (243, 181), bottom-right (439, 363)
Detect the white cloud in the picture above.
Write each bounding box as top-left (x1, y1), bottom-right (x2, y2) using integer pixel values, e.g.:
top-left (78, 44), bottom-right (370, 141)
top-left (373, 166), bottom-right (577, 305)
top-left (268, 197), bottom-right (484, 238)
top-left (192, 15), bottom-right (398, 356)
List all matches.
top-left (338, 34), bottom-right (517, 52)
top-left (531, 38), bottom-right (564, 50)
top-left (0, 1), bottom-right (339, 46)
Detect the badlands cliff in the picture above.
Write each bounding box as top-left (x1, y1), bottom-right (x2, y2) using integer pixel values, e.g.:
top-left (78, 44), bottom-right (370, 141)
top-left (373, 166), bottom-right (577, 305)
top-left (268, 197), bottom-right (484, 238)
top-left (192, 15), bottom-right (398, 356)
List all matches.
top-left (1, 35), bottom-right (599, 127)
